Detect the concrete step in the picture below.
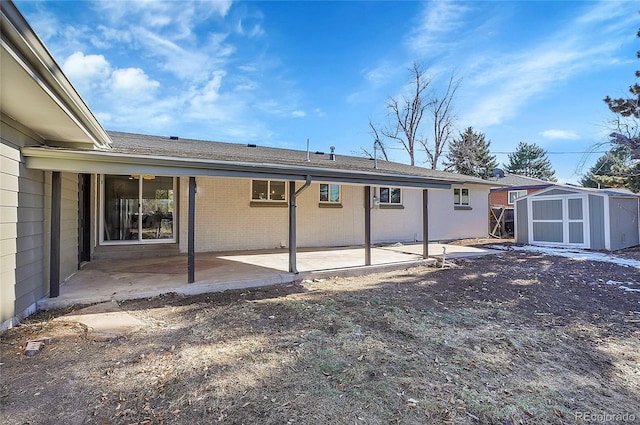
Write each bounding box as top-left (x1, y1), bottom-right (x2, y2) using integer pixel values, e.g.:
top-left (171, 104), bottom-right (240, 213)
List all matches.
top-left (92, 243), bottom-right (180, 260)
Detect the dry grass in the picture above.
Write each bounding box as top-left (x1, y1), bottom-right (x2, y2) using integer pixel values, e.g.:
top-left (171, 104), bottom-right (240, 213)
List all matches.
top-left (1, 249), bottom-right (639, 425)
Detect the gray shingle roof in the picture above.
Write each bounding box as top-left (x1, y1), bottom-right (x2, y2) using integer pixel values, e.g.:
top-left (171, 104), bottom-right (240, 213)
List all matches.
top-left (106, 131), bottom-right (494, 186)
top-left (487, 173), bottom-right (554, 188)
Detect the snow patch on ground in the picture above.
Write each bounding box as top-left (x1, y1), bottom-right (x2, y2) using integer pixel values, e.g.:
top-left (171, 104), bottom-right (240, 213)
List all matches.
top-left (488, 245), bottom-right (640, 269)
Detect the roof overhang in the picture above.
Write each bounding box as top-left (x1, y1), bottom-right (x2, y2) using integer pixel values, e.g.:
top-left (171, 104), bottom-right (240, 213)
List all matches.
top-left (21, 147), bottom-right (454, 189)
top-left (0, 1), bottom-right (111, 149)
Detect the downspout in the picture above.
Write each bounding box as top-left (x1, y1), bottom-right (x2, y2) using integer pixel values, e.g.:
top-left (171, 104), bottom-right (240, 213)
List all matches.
top-left (289, 175), bottom-right (312, 274)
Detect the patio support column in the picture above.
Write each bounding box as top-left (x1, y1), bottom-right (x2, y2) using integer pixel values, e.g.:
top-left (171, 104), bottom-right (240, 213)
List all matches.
top-left (422, 189), bottom-right (429, 259)
top-left (288, 181), bottom-right (298, 274)
top-left (188, 176), bottom-right (196, 283)
top-left (364, 186), bottom-right (371, 266)
top-left (289, 176), bottom-right (312, 274)
top-left (49, 171), bottom-right (61, 297)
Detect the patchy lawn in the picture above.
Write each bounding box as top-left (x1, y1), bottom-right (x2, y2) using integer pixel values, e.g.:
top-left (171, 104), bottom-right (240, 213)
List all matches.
top-left (1, 247), bottom-right (639, 425)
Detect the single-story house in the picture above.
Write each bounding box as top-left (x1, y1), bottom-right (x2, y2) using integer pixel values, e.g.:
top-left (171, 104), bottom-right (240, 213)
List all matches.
top-left (514, 186), bottom-right (640, 251)
top-left (489, 173), bottom-right (554, 207)
top-left (1, 1), bottom-right (497, 332)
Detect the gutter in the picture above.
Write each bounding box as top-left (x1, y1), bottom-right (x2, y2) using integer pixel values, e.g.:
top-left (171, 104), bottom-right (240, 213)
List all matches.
top-left (1, 1), bottom-right (112, 149)
top-left (21, 146), bottom-right (455, 190)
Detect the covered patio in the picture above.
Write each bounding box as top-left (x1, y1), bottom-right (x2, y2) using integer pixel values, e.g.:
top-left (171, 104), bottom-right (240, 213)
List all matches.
top-left (37, 243), bottom-right (499, 310)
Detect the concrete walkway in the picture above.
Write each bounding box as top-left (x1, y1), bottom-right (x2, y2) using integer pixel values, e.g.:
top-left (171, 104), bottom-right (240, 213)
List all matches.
top-left (37, 243), bottom-right (499, 310)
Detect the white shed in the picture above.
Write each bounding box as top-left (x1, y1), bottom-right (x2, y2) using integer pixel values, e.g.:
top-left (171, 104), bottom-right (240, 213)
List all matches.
top-left (514, 186), bottom-right (640, 251)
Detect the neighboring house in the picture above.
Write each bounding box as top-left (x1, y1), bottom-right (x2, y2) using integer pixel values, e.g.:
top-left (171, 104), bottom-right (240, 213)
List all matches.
top-left (514, 186), bottom-right (640, 251)
top-left (0, 1), bottom-right (495, 331)
top-left (489, 173), bottom-right (554, 207)
top-left (487, 173), bottom-right (554, 237)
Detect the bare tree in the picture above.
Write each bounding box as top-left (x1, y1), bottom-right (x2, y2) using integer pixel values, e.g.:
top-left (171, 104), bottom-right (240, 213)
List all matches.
top-left (357, 121), bottom-right (390, 161)
top-left (380, 61), bottom-right (431, 166)
top-left (421, 72), bottom-right (461, 169)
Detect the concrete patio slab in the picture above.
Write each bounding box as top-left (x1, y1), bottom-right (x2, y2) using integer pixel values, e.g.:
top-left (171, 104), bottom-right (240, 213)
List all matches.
top-left (382, 242), bottom-right (500, 258)
top-left (37, 243), bottom-right (499, 311)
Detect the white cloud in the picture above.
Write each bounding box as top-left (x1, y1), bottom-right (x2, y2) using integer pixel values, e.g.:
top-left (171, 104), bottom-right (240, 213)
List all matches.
top-left (62, 52), bottom-right (111, 91)
top-left (291, 110), bottom-right (306, 118)
top-left (540, 129), bottom-right (580, 140)
top-left (108, 68), bottom-right (160, 99)
top-left (405, 1), bottom-right (471, 53)
top-left (461, 1), bottom-right (635, 128)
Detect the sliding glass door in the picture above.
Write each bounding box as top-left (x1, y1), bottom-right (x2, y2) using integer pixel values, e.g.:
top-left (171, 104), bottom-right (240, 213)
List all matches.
top-left (102, 175), bottom-right (175, 243)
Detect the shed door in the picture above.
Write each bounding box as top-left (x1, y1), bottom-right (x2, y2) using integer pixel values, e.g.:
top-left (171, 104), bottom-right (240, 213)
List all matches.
top-left (530, 196), bottom-right (588, 247)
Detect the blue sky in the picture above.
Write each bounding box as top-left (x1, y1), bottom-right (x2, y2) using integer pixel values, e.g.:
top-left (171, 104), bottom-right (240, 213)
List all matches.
top-left (15, 0), bottom-right (639, 183)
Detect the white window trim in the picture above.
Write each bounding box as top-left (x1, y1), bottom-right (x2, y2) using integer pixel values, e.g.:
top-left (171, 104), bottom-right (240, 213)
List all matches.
top-left (319, 183), bottom-right (341, 204)
top-left (99, 174), bottom-right (177, 245)
top-left (453, 187), bottom-right (470, 206)
top-left (508, 190), bottom-right (527, 205)
top-left (251, 179), bottom-right (287, 202)
top-left (379, 186), bottom-right (402, 205)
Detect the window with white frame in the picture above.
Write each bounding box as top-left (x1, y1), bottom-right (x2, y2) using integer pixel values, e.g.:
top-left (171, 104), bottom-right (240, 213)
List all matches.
top-left (508, 190), bottom-right (527, 204)
top-left (380, 187), bottom-right (401, 204)
top-left (251, 180), bottom-right (286, 201)
top-left (453, 188), bottom-right (470, 206)
top-left (319, 184), bottom-right (341, 203)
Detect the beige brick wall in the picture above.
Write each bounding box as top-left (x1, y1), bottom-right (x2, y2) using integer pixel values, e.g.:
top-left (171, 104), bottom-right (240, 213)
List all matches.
top-left (179, 177), bottom-right (289, 252)
top-left (176, 177), bottom-right (490, 253)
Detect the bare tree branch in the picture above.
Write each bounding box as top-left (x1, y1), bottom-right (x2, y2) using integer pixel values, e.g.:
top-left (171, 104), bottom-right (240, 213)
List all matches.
top-left (421, 72), bottom-right (461, 170)
top-left (380, 61), bottom-right (432, 166)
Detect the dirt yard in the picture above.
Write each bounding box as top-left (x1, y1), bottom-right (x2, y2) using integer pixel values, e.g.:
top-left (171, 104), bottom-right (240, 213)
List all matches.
top-left (1, 245), bottom-right (639, 425)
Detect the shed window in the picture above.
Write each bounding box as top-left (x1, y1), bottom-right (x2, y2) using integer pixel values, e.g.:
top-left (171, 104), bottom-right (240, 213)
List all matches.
top-left (252, 180), bottom-right (286, 201)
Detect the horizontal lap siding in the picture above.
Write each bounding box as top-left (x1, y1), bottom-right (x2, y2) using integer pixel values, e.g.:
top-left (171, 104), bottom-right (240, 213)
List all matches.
top-left (1, 122), bottom-right (46, 328)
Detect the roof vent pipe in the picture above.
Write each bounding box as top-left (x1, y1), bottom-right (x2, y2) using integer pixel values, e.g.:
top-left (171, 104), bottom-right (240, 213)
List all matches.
top-left (329, 146), bottom-right (336, 161)
top-left (170, 136), bottom-right (179, 140)
top-left (373, 139), bottom-right (379, 169)
top-left (306, 138), bottom-right (310, 162)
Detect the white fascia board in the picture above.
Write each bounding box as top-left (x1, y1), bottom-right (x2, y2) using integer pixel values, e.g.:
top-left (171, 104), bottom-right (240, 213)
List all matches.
top-left (1, 1), bottom-right (111, 149)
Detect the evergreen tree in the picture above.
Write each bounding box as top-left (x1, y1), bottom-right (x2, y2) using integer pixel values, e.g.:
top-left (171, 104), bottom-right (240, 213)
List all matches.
top-left (581, 146), bottom-right (632, 188)
top-left (444, 127), bottom-right (498, 179)
top-left (601, 26), bottom-right (639, 192)
top-left (504, 142), bottom-right (556, 181)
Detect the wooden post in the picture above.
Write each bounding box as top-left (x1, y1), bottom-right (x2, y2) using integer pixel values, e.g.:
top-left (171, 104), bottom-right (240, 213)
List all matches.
top-left (422, 189), bottom-right (429, 259)
top-left (188, 177), bottom-right (196, 283)
top-left (49, 171), bottom-right (61, 297)
top-left (364, 186), bottom-right (371, 266)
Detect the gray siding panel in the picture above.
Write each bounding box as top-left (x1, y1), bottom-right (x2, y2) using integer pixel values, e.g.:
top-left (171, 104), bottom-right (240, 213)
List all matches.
top-left (515, 198), bottom-right (528, 244)
top-left (588, 195), bottom-right (605, 250)
top-left (569, 222), bottom-right (584, 244)
top-left (609, 197), bottom-right (640, 251)
top-left (533, 222), bottom-right (563, 242)
top-left (1, 120), bottom-right (47, 328)
top-left (532, 199), bottom-right (562, 220)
